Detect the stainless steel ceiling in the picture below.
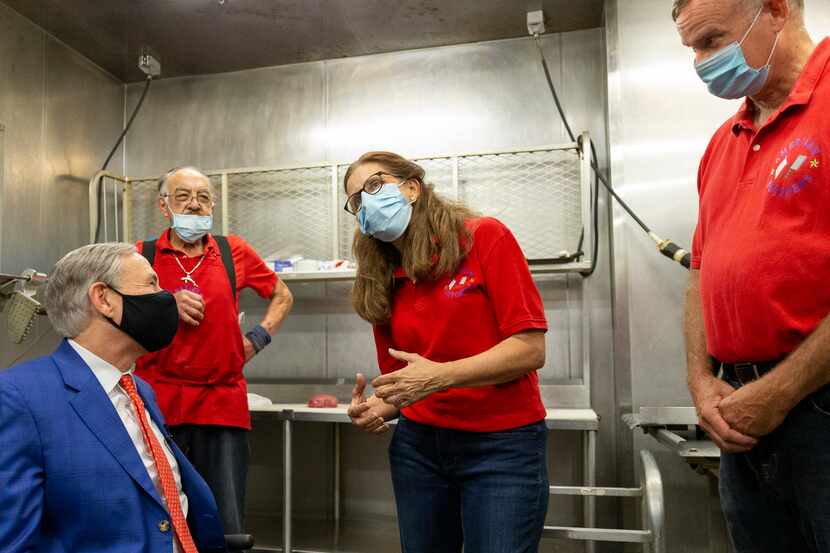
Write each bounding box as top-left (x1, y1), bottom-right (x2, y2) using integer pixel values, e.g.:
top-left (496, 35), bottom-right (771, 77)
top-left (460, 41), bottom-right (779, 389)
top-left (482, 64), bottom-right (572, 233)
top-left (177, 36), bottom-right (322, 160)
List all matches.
top-left (2, 0), bottom-right (603, 82)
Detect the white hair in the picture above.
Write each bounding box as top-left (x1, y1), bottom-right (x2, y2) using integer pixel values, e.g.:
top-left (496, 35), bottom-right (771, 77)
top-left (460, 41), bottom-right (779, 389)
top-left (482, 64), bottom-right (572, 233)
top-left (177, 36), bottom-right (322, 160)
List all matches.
top-left (672, 0), bottom-right (804, 21)
top-left (44, 242), bottom-right (136, 337)
top-left (157, 166), bottom-right (213, 197)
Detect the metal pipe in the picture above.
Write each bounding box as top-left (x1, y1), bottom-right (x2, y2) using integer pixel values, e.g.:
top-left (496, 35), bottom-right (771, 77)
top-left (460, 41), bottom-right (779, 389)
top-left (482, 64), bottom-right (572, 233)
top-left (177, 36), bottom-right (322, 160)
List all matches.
top-left (543, 526), bottom-right (653, 543)
top-left (451, 156), bottom-right (459, 201)
top-left (639, 450), bottom-right (665, 553)
top-left (330, 165), bottom-right (339, 259)
top-left (113, 180), bottom-right (119, 242)
top-left (123, 181), bottom-right (133, 243)
top-left (283, 419), bottom-right (292, 553)
top-left (221, 173), bottom-right (230, 236)
top-left (88, 171), bottom-right (129, 243)
top-left (584, 429), bottom-right (597, 553)
top-left (102, 178), bottom-right (108, 242)
top-left (581, 255), bottom-right (596, 553)
top-left (652, 428), bottom-right (687, 449)
top-left (334, 424), bottom-right (341, 523)
top-left (549, 485), bottom-right (642, 497)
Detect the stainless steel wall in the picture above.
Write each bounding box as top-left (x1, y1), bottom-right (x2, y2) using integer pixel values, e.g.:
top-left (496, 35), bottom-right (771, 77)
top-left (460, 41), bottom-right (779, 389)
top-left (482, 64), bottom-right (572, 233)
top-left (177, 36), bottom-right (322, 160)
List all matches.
top-left (124, 31), bottom-right (615, 546)
top-left (0, 4), bottom-right (123, 367)
top-left (606, 1), bottom-right (830, 550)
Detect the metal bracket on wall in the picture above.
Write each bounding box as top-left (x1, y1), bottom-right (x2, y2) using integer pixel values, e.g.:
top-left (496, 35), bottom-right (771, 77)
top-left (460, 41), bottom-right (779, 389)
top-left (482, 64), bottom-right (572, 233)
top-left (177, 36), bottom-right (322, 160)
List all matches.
top-left (625, 407), bottom-right (721, 477)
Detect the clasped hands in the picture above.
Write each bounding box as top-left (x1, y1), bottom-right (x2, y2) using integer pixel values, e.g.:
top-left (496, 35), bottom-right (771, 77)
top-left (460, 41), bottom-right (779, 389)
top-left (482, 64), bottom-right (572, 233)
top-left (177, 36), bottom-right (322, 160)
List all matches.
top-left (693, 375), bottom-right (793, 452)
top-left (347, 349), bottom-right (446, 434)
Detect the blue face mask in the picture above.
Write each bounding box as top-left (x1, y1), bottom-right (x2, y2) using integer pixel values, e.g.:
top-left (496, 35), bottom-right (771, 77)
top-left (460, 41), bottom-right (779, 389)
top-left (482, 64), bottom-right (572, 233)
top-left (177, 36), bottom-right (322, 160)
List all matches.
top-left (695, 7), bottom-right (780, 100)
top-left (171, 212), bottom-right (212, 243)
top-left (357, 183), bottom-right (414, 242)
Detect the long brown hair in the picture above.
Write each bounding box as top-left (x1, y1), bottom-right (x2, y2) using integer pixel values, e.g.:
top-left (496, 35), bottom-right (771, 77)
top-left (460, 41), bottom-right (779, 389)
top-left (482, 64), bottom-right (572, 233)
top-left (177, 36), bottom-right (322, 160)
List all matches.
top-left (344, 152), bottom-right (475, 325)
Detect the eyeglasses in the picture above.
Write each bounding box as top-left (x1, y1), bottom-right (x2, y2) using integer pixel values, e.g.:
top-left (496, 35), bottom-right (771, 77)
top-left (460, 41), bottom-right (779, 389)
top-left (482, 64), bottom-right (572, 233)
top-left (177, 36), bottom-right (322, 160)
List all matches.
top-left (344, 172), bottom-right (402, 215)
top-left (161, 189), bottom-right (214, 208)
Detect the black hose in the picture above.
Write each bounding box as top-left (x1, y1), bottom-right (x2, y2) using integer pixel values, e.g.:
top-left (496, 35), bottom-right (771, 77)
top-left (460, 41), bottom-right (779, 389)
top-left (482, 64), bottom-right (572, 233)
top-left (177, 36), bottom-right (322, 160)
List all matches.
top-left (533, 35), bottom-right (600, 274)
top-left (534, 35), bottom-right (650, 232)
top-left (533, 35), bottom-right (689, 273)
top-left (535, 36), bottom-right (577, 144)
top-left (94, 76), bottom-right (153, 243)
top-left (589, 155), bottom-right (650, 234)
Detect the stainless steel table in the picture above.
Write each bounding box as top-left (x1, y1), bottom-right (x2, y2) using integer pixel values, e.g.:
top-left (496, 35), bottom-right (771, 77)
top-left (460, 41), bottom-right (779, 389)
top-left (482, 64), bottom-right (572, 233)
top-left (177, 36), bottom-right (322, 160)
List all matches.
top-left (250, 403), bottom-right (599, 553)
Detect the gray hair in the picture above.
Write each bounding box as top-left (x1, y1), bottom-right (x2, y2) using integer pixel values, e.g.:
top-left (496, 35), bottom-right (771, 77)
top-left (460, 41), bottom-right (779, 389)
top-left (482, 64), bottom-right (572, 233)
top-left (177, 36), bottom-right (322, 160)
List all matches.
top-left (157, 166), bottom-right (213, 196)
top-left (44, 242), bottom-right (136, 337)
top-left (672, 0), bottom-right (804, 21)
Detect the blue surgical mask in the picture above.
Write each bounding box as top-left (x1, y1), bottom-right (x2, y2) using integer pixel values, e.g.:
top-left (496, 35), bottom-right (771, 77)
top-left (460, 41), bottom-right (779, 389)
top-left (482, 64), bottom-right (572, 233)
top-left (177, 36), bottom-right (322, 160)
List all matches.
top-left (695, 7), bottom-right (780, 100)
top-left (171, 212), bottom-right (212, 243)
top-left (357, 183), bottom-right (414, 242)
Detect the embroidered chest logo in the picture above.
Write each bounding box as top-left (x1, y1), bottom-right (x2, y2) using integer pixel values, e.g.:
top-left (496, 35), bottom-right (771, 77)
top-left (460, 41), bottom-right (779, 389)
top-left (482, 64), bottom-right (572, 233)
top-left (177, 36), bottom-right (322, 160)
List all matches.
top-left (444, 270), bottom-right (478, 299)
top-left (767, 137), bottom-right (822, 198)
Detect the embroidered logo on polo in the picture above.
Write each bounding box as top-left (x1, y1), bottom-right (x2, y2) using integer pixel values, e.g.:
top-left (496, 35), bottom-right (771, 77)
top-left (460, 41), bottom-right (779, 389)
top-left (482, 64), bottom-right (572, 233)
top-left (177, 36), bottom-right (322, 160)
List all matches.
top-left (767, 137), bottom-right (822, 198)
top-left (444, 270), bottom-right (478, 299)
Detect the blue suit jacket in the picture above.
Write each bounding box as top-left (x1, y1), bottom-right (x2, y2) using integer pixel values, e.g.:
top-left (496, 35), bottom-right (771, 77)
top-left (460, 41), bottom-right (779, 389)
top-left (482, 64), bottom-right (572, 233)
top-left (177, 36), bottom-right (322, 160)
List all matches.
top-left (0, 340), bottom-right (228, 552)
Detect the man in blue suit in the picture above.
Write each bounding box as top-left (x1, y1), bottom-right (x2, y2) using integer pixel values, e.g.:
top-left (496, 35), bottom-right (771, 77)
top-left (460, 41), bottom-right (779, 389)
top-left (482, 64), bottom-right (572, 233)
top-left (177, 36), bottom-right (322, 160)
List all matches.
top-left (0, 242), bottom-right (227, 552)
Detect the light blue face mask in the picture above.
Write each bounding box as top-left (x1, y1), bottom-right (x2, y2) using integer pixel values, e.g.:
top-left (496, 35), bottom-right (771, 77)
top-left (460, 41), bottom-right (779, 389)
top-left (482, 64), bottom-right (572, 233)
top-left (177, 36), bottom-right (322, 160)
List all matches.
top-left (695, 7), bottom-right (780, 100)
top-left (357, 183), bottom-right (414, 242)
top-left (171, 212), bottom-right (213, 243)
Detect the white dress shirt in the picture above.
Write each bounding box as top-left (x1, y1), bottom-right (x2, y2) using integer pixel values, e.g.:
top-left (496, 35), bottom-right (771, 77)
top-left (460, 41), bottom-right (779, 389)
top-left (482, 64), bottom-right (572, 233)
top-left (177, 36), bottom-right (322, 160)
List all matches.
top-left (69, 340), bottom-right (188, 551)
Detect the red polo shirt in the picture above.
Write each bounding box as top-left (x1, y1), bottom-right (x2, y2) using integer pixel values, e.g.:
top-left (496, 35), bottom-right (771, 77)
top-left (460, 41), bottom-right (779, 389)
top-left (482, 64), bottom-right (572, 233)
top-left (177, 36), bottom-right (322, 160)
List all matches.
top-left (693, 38), bottom-right (830, 363)
top-left (373, 217), bottom-right (548, 432)
top-left (134, 230), bottom-right (277, 429)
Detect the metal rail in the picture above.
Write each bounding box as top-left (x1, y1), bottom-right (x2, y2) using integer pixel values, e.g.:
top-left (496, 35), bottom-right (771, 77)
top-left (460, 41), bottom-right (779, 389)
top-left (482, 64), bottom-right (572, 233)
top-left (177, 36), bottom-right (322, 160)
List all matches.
top-left (544, 450), bottom-right (665, 552)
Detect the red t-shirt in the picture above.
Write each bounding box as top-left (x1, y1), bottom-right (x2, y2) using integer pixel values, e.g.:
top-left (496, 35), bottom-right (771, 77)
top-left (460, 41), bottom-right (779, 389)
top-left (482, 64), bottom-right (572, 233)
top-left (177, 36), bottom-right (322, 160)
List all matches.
top-left (692, 38), bottom-right (830, 363)
top-left (134, 230), bottom-right (277, 429)
top-left (373, 217), bottom-right (548, 432)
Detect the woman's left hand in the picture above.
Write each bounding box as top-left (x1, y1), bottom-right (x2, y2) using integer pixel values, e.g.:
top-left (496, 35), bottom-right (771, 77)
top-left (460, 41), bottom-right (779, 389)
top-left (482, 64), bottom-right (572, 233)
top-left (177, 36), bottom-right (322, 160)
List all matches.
top-left (372, 349), bottom-right (449, 408)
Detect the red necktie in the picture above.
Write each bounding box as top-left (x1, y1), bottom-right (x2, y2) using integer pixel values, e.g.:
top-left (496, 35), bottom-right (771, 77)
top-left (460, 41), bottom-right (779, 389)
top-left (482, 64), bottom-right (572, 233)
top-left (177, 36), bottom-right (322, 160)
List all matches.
top-left (120, 375), bottom-right (198, 553)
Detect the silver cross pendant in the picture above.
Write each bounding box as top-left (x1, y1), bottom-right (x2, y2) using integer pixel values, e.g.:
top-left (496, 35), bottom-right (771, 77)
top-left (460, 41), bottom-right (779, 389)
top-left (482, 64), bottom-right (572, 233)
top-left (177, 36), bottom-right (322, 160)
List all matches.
top-left (181, 275), bottom-right (197, 286)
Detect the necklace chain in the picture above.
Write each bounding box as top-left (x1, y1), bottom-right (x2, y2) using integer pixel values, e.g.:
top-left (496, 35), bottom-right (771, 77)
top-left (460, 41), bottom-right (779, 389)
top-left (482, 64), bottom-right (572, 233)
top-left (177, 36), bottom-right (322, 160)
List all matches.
top-left (174, 253), bottom-right (207, 286)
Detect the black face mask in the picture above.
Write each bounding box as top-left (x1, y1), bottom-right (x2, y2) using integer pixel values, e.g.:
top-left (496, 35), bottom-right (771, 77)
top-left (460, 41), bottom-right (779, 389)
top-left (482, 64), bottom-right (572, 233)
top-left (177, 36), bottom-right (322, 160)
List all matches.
top-left (105, 288), bottom-right (179, 353)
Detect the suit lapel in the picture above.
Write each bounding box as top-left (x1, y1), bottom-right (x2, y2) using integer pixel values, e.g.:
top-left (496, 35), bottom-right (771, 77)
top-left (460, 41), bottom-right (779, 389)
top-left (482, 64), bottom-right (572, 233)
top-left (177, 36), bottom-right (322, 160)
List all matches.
top-left (54, 340), bottom-right (166, 510)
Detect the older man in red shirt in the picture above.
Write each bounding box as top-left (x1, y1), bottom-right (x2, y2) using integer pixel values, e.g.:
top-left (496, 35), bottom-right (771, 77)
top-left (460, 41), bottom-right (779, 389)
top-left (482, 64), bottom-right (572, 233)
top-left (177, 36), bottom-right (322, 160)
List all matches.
top-left (676, 0), bottom-right (830, 550)
top-left (135, 166), bottom-right (293, 534)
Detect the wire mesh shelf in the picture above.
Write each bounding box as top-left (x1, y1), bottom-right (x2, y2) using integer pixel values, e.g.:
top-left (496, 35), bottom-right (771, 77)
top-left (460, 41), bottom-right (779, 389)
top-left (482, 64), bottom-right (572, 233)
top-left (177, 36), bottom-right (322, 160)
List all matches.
top-left (91, 137), bottom-right (592, 273)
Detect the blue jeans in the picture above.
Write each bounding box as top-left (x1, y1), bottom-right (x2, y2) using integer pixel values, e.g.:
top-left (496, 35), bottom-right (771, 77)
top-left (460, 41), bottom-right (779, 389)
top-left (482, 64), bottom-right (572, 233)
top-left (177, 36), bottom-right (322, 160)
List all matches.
top-left (720, 380), bottom-right (830, 553)
top-left (170, 424), bottom-right (249, 534)
top-left (388, 415), bottom-right (549, 553)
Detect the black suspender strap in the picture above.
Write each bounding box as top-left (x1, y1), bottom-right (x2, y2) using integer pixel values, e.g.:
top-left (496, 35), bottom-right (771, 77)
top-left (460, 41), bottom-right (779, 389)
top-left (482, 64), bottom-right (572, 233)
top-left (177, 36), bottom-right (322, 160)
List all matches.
top-left (214, 235), bottom-right (237, 299)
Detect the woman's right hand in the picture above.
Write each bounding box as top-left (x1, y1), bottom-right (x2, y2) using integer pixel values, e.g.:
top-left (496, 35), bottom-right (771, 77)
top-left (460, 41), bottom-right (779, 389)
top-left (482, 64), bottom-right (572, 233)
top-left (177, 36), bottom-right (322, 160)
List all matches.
top-left (348, 373), bottom-right (392, 434)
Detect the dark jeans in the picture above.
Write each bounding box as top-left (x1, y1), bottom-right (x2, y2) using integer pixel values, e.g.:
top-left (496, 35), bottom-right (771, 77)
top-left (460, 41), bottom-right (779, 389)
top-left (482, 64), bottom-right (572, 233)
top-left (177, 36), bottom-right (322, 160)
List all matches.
top-left (388, 415), bottom-right (549, 553)
top-left (720, 380), bottom-right (830, 553)
top-left (170, 424), bottom-right (249, 534)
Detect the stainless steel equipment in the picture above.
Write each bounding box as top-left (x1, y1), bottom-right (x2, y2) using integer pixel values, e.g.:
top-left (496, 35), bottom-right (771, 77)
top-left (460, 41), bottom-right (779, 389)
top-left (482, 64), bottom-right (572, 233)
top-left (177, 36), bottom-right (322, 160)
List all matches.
top-left (0, 269), bottom-right (48, 343)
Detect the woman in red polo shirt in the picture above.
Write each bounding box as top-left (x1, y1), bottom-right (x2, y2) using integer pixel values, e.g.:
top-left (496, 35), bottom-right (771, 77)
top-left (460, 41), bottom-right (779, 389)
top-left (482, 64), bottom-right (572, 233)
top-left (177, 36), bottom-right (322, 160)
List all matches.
top-left (344, 151), bottom-right (549, 553)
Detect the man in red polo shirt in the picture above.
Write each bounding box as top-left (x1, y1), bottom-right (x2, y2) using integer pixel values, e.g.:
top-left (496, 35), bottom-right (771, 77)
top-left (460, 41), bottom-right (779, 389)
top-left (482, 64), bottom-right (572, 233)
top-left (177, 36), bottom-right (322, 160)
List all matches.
top-left (675, 0), bottom-right (830, 550)
top-left (134, 166), bottom-right (293, 534)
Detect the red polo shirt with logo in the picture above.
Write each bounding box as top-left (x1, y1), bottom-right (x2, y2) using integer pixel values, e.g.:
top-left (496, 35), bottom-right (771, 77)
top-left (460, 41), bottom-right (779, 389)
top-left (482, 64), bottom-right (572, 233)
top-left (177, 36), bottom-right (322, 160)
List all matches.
top-left (134, 230), bottom-right (277, 429)
top-left (373, 217), bottom-right (548, 432)
top-left (692, 38), bottom-right (830, 363)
